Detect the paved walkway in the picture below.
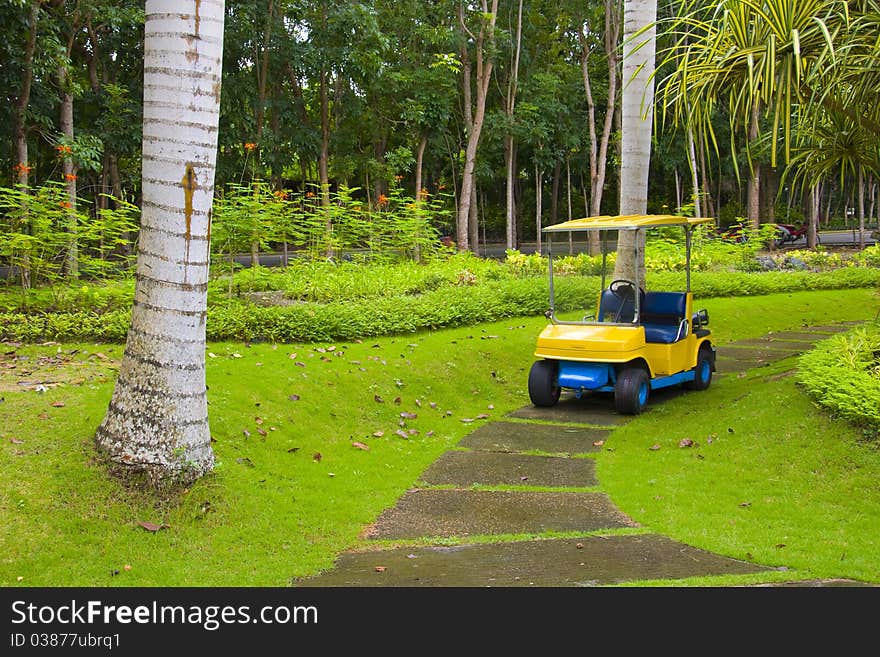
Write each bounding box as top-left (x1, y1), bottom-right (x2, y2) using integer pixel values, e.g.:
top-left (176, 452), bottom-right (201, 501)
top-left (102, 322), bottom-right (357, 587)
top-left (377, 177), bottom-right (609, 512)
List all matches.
top-left (295, 322), bottom-right (867, 587)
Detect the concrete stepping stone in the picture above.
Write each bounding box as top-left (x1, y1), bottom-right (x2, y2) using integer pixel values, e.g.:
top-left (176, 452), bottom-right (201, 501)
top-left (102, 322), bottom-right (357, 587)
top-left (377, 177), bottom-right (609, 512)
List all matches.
top-left (362, 489), bottom-right (637, 539)
top-left (459, 421), bottom-right (608, 454)
top-left (419, 450), bottom-right (597, 488)
top-left (763, 331), bottom-right (830, 343)
top-left (724, 338), bottom-right (816, 351)
top-left (294, 534), bottom-right (771, 587)
top-left (804, 324), bottom-right (858, 333)
top-left (715, 347), bottom-right (801, 363)
top-left (507, 395), bottom-right (628, 425)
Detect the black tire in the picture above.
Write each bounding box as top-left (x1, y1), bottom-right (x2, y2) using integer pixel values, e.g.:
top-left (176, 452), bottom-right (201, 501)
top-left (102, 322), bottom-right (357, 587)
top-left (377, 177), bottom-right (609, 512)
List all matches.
top-left (528, 360), bottom-right (561, 407)
top-left (614, 367), bottom-right (649, 415)
top-left (685, 346), bottom-right (713, 391)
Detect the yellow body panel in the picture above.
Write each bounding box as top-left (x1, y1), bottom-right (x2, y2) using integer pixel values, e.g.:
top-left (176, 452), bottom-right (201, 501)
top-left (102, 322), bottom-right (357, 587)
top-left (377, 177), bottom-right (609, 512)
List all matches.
top-left (535, 292), bottom-right (706, 377)
top-left (534, 324), bottom-right (647, 362)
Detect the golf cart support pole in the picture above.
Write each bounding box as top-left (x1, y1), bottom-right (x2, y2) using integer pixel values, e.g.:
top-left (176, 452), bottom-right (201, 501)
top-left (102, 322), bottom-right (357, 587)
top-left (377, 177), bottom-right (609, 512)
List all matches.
top-left (547, 233), bottom-right (555, 318)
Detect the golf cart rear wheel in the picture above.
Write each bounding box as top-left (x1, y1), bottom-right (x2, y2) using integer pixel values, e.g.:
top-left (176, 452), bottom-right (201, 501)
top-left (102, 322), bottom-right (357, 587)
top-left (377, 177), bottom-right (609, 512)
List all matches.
top-left (615, 367), bottom-right (649, 415)
top-left (528, 360), bottom-right (561, 407)
top-left (685, 346), bottom-right (713, 391)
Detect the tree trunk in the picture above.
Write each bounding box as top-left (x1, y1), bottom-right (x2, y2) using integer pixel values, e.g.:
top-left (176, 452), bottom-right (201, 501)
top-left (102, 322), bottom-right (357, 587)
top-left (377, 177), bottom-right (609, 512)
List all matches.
top-left (535, 162), bottom-right (543, 254)
top-left (504, 0), bottom-right (523, 250)
top-left (808, 183), bottom-right (820, 249)
top-left (456, 0), bottom-right (498, 252)
top-left (580, 0), bottom-right (619, 226)
top-left (747, 102), bottom-right (761, 229)
top-left (614, 0), bottom-right (656, 289)
top-left (414, 133), bottom-right (427, 201)
top-left (858, 165), bottom-right (865, 249)
top-left (96, 0), bottom-right (225, 487)
top-left (57, 59), bottom-right (79, 278)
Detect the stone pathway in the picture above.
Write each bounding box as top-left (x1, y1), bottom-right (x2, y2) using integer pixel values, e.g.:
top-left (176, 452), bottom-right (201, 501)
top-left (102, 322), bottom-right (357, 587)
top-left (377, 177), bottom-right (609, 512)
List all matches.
top-left (294, 322), bottom-right (866, 587)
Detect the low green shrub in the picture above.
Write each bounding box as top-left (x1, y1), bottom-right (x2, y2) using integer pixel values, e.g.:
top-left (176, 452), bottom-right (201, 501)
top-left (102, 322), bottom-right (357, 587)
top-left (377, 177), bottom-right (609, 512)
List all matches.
top-left (797, 323), bottom-right (880, 435)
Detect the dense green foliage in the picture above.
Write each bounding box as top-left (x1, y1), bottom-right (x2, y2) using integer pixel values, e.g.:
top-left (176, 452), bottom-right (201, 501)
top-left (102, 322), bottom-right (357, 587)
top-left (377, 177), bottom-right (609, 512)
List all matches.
top-left (2, 248), bottom-right (878, 343)
top-left (797, 323), bottom-right (880, 435)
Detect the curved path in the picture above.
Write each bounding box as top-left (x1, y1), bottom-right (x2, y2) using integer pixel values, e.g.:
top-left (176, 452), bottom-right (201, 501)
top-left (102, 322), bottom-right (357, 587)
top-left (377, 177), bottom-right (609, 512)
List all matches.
top-left (295, 322), bottom-right (866, 587)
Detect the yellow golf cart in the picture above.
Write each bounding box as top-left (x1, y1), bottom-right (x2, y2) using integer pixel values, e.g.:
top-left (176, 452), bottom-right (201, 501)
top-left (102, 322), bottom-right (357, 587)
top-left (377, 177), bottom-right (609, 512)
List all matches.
top-left (528, 214), bottom-right (715, 415)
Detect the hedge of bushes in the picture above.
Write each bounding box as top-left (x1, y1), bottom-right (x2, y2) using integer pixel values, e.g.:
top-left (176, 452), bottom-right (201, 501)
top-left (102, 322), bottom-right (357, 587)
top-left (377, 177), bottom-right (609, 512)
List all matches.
top-left (797, 323), bottom-right (880, 436)
top-left (2, 266), bottom-right (878, 343)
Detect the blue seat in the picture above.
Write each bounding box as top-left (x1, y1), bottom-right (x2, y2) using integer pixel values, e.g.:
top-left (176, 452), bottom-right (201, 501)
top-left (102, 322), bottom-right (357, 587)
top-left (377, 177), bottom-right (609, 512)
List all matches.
top-left (598, 288), bottom-right (645, 323)
top-left (642, 292), bottom-right (687, 344)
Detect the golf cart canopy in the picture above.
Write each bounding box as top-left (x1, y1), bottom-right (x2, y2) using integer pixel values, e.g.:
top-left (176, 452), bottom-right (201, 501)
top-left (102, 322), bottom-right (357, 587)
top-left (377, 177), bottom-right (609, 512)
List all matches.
top-left (541, 214), bottom-right (714, 327)
top-left (542, 214), bottom-right (713, 233)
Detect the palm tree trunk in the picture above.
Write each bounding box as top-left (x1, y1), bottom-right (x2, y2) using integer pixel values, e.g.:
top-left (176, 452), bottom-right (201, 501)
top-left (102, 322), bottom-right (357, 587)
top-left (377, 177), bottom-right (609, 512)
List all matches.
top-left (614, 0), bottom-right (656, 288)
top-left (96, 0), bottom-right (225, 487)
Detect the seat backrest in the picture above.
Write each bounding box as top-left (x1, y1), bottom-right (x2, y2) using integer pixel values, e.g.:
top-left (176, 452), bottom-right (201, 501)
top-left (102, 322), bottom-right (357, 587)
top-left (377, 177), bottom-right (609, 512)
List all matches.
top-left (642, 292), bottom-right (686, 325)
top-left (598, 288), bottom-right (645, 323)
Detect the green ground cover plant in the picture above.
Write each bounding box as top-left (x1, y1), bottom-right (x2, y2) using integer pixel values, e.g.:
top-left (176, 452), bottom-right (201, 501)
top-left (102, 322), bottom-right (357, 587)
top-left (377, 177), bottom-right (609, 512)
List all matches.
top-left (797, 323), bottom-right (880, 435)
top-left (2, 250), bottom-right (878, 343)
top-left (1, 288), bottom-right (878, 586)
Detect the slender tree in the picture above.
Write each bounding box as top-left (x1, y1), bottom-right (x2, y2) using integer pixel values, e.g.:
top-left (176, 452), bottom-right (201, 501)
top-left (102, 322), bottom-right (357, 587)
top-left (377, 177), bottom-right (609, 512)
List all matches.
top-left (96, 0), bottom-right (225, 487)
top-left (456, 0), bottom-right (498, 252)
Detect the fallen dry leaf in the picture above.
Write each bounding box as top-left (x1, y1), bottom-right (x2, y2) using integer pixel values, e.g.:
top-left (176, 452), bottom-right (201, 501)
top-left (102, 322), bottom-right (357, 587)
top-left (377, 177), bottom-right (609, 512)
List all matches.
top-left (255, 417), bottom-right (264, 425)
top-left (593, 440), bottom-right (605, 447)
top-left (288, 394), bottom-right (300, 401)
top-left (313, 452), bottom-right (322, 462)
top-left (10, 438), bottom-right (24, 445)
top-left (243, 429), bottom-right (251, 438)
top-left (649, 444), bottom-right (661, 451)
top-left (136, 521), bottom-right (168, 532)
top-left (678, 438), bottom-right (695, 448)
top-left (256, 428), bottom-right (267, 437)
top-left (374, 566), bottom-right (386, 572)
top-left (395, 430), bottom-right (409, 439)
top-left (51, 401), bottom-right (65, 408)
top-left (400, 411), bottom-right (417, 419)
top-left (372, 430), bottom-right (385, 437)
top-left (352, 441), bottom-right (370, 451)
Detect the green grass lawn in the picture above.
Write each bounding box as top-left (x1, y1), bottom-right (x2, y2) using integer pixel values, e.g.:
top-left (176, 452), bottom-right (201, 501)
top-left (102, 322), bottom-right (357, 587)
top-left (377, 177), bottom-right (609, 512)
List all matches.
top-left (1, 287), bottom-right (878, 586)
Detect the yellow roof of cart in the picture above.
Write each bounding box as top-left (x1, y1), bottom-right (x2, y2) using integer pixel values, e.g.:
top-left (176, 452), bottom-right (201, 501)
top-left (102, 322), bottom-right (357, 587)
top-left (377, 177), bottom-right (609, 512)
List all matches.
top-left (542, 214), bottom-right (714, 233)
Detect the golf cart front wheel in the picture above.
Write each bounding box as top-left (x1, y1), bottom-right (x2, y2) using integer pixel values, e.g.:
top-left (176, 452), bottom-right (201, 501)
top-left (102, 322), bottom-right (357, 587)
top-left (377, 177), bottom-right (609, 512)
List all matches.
top-left (528, 360), bottom-right (561, 407)
top-left (685, 346), bottom-right (713, 391)
top-left (614, 367), bottom-right (649, 415)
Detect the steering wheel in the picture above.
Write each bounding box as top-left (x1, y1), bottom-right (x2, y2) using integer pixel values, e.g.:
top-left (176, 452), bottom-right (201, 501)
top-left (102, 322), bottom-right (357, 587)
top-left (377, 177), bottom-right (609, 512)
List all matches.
top-left (609, 279), bottom-right (636, 300)
top-left (608, 279), bottom-right (638, 322)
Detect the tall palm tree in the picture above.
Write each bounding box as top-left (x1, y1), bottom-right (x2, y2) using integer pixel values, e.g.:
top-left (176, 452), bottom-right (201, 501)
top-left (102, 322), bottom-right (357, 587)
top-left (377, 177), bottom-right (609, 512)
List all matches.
top-left (95, 0), bottom-right (225, 487)
top-left (614, 0), bottom-right (657, 288)
top-left (656, 0), bottom-right (853, 227)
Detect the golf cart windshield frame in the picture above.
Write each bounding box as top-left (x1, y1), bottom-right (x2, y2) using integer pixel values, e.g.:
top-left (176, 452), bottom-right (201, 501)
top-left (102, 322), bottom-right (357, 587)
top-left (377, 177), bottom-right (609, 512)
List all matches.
top-left (543, 215), bottom-right (713, 326)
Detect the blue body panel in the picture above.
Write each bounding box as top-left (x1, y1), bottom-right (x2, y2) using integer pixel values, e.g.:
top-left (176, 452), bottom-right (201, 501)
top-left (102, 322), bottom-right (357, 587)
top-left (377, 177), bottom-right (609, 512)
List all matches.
top-left (559, 361), bottom-right (696, 393)
top-left (558, 361), bottom-right (613, 390)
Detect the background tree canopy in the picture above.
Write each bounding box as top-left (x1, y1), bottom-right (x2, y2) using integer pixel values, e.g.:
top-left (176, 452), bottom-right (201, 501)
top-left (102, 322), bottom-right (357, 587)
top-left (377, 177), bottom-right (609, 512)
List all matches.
top-left (2, 0), bottom-right (879, 265)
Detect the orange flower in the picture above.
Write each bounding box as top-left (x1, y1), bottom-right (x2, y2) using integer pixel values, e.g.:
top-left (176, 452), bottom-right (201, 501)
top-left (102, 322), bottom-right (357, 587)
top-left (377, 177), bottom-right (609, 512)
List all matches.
top-left (395, 175), bottom-right (404, 182)
top-left (273, 190), bottom-right (288, 200)
top-left (13, 162), bottom-right (32, 174)
top-left (59, 201), bottom-right (72, 209)
top-left (64, 173), bottom-right (77, 181)
top-left (305, 191), bottom-right (315, 198)
top-left (377, 194), bottom-right (389, 206)
top-left (55, 144), bottom-right (72, 155)
top-left (244, 142), bottom-right (257, 151)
